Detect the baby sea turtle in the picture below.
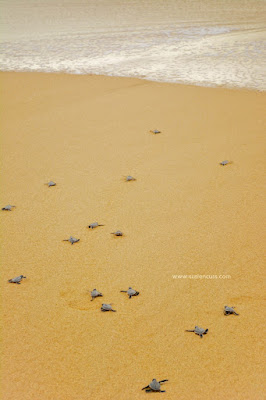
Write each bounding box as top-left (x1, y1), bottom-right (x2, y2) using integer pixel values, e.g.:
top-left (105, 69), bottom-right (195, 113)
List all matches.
top-left (2, 205), bottom-right (15, 211)
top-left (88, 222), bottom-right (104, 229)
top-left (125, 176), bottom-right (136, 182)
top-left (120, 287), bottom-right (139, 299)
top-left (8, 275), bottom-right (26, 284)
top-left (45, 181), bottom-right (56, 187)
top-left (90, 289), bottom-right (103, 301)
top-left (186, 326), bottom-right (208, 338)
top-left (220, 160), bottom-right (229, 166)
top-left (142, 379), bottom-right (168, 393)
top-left (224, 306), bottom-right (239, 315)
top-left (63, 236), bottom-right (80, 245)
top-left (111, 231), bottom-right (123, 236)
top-left (101, 303), bottom-right (116, 312)
top-left (150, 129), bottom-right (161, 134)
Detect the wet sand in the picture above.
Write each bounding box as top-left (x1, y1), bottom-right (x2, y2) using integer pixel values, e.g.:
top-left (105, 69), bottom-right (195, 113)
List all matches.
top-left (1, 72), bottom-right (265, 400)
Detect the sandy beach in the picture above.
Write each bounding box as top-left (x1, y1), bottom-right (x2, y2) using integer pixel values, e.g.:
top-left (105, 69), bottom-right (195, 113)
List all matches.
top-left (1, 72), bottom-right (265, 400)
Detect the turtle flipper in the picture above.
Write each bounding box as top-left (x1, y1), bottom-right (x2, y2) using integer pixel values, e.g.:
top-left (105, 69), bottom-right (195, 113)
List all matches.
top-left (200, 334), bottom-right (203, 338)
top-left (233, 311), bottom-right (239, 315)
top-left (159, 380), bottom-right (168, 384)
top-left (120, 291), bottom-right (127, 293)
top-left (204, 329), bottom-right (208, 334)
top-left (111, 309), bottom-right (117, 312)
top-left (142, 385), bottom-right (150, 390)
top-left (185, 330), bottom-right (194, 332)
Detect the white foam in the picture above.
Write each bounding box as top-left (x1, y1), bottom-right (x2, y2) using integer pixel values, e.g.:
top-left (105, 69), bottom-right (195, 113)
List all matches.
top-left (1, 0), bottom-right (265, 90)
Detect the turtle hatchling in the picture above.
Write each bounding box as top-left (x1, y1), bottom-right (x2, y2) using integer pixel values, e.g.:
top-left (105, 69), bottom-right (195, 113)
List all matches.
top-left (150, 129), bottom-right (161, 134)
top-left (125, 175), bottom-right (136, 181)
top-left (101, 303), bottom-right (116, 312)
top-left (45, 181), bottom-right (56, 187)
top-left (111, 231), bottom-right (123, 236)
top-left (90, 289), bottom-right (103, 301)
top-left (2, 205), bottom-right (15, 211)
top-left (120, 287), bottom-right (139, 299)
top-left (8, 275), bottom-right (26, 284)
top-left (88, 222), bottom-right (104, 229)
top-left (220, 160), bottom-right (229, 166)
top-left (142, 379), bottom-right (168, 393)
top-left (63, 236), bottom-right (80, 245)
top-left (186, 326), bottom-right (208, 338)
top-left (224, 306), bottom-right (239, 316)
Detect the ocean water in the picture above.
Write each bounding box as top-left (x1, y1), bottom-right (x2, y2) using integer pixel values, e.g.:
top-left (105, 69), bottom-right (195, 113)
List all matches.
top-left (0, 0), bottom-right (266, 90)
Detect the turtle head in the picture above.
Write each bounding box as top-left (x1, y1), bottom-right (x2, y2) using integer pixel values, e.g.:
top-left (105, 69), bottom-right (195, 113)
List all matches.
top-left (129, 287), bottom-right (132, 289)
top-left (93, 288), bottom-right (96, 291)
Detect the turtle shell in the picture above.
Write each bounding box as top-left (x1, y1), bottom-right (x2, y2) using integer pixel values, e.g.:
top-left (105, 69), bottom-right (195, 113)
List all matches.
top-left (195, 326), bottom-right (205, 335)
top-left (2, 205), bottom-right (13, 210)
top-left (112, 231), bottom-right (123, 236)
top-left (128, 288), bottom-right (136, 296)
top-left (101, 303), bottom-right (112, 310)
top-left (91, 289), bottom-right (101, 297)
top-left (224, 306), bottom-right (234, 313)
top-left (126, 176), bottom-right (136, 181)
top-left (9, 275), bottom-right (25, 283)
top-left (89, 222), bottom-right (98, 229)
top-left (149, 379), bottom-right (160, 391)
top-left (70, 236), bottom-right (79, 243)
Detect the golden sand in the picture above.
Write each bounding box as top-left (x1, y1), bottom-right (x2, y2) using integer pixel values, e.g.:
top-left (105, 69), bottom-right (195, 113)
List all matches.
top-left (1, 72), bottom-right (265, 400)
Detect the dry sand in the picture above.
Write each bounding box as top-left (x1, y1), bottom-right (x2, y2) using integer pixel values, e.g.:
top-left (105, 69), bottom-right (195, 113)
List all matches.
top-left (1, 72), bottom-right (265, 400)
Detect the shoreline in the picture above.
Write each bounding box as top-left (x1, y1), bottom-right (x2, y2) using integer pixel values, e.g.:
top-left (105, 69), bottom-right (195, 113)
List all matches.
top-left (1, 69), bottom-right (265, 93)
top-left (1, 71), bottom-right (265, 400)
